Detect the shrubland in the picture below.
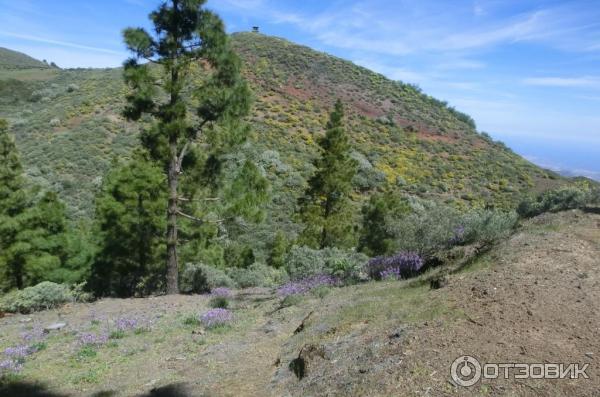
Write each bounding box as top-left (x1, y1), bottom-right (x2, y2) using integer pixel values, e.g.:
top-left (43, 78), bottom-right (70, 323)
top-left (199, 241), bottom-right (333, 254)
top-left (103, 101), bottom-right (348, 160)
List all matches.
top-left (0, 7), bottom-right (594, 313)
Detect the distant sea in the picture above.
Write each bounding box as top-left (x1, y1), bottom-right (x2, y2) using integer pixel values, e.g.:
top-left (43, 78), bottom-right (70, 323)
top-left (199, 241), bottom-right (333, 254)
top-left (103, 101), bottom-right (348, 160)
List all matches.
top-left (493, 134), bottom-right (600, 182)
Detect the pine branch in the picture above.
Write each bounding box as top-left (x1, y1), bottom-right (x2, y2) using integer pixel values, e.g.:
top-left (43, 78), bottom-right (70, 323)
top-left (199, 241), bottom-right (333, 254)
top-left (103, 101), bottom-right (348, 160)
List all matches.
top-left (175, 141), bottom-right (190, 174)
top-left (175, 119), bottom-right (209, 173)
top-left (176, 210), bottom-right (223, 224)
top-left (142, 56), bottom-right (164, 65)
top-left (177, 197), bottom-right (220, 202)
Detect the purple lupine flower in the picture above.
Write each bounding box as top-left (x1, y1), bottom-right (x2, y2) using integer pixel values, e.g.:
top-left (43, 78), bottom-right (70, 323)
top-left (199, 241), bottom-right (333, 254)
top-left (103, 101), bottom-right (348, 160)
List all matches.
top-left (450, 225), bottom-right (466, 245)
top-left (0, 359), bottom-right (23, 374)
top-left (366, 252), bottom-right (424, 280)
top-left (3, 345), bottom-right (31, 358)
top-left (20, 328), bottom-right (46, 343)
top-left (78, 332), bottom-right (108, 346)
top-left (380, 267), bottom-right (402, 280)
top-left (199, 308), bottom-right (233, 328)
top-left (210, 287), bottom-right (233, 298)
top-left (115, 317), bottom-right (138, 332)
top-left (277, 274), bottom-right (338, 297)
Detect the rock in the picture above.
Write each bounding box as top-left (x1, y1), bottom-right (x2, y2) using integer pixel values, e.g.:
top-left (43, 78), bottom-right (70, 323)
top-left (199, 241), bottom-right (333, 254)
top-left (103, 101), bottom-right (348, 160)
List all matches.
top-left (289, 344), bottom-right (327, 380)
top-left (389, 328), bottom-right (405, 339)
top-left (19, 317), bottom-right (32, 323)
top-left (430, 275), bottom-right (448, 290)
top-left (44, 322), bottom-right (67, 332)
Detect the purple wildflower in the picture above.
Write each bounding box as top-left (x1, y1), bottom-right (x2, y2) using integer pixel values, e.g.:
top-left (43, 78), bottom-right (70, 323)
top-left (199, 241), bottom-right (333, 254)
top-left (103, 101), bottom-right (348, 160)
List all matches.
top-left (3, 345), bottom-right (31, 358)
top-left (0, 359), bottom-right (23, 374)
top-left (366, 252), bottom-right (424, 280)
top-left (380, 267), bottom-right (402, 280)
top-left (20, 328), bottom-right (45, 342)
top-left (450, 225), bottom-right (466, 245)
top-left (210, 287), bottom-right (233, 298)
top-left (277, 274), bottom-right (338, 297)
top-left (115, 317), bottom-right (138, 332)
top-left (78, 332), bottom-right (108, 346)
top-left (199, 308), bottom-right (233, 328)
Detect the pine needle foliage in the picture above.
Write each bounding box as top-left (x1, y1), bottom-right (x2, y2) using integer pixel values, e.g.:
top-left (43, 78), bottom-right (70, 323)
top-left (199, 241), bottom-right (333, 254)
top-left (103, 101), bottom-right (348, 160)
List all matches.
top-left (122, 0), bottom-right (265, 293)
top-left (297, 100), bottom-right (358, 249)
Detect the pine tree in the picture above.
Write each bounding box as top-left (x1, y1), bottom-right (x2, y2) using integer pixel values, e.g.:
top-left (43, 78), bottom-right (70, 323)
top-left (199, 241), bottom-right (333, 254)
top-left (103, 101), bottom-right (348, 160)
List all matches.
top-left (122, 0), bottom-right (256, 293)
top-left (297, 100), bottom-right (358, 249)
top-left (358, 190), bottom-right (410, 256)
top-left (90, 152), bottom-right (166, 297)
top-left (0, 119), bottom-right (28, 290)
top-left (0, 120), bottom-right (68, 290)
top-left (267, 231), bottom-right (289, 269)
top-left (21, 191), bottom-right (68, 285)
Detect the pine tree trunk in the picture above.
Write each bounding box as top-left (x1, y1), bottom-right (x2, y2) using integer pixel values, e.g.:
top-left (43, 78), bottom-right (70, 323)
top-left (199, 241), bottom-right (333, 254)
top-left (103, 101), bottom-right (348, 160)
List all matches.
top-left (166, 137), bottom-right (179, 294)
top-left (319, 196), bottom-right (332, 249)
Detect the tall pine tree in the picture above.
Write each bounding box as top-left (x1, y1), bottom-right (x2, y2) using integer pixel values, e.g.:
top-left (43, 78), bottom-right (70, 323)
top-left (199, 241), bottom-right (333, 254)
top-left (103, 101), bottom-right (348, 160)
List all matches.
top-left (0, 120), bottom-right (68, 290)
top-left (297, 100), bottom-right (358, 249)
top-left (122, 0), bottom-right (263, 293)
top-left (90, 152), bottom-right (166, 297)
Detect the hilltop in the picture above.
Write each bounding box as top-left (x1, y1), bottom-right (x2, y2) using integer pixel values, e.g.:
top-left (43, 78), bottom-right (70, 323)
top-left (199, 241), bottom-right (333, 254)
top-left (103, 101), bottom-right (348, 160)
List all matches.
top-left (0, 33), bottom-right (564, 222)
top-left (0, 47), bottom-right (54, 71)
top-left (0, 208), bottom-right (597, 396)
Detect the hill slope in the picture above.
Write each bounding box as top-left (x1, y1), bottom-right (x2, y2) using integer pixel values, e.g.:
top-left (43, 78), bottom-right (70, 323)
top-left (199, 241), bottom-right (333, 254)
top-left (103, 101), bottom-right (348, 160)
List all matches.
top-left (0, 209), bottom-right (597, 396)
top-left (0, 47), bottom-right (51, 70)
top-left (0, 33), bottom-right (564, 221)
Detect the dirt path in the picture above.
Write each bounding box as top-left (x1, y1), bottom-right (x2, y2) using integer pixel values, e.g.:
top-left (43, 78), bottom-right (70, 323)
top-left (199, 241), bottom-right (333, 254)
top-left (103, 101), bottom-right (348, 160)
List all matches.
top-left (274, 210), bottom-right (600, 396)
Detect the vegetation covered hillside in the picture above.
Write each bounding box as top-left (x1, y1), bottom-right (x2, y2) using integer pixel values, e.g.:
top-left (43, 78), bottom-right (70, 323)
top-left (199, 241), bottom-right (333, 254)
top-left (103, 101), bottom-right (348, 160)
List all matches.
top-left (0, 48), bottom-right (53, 71)
top-left (0, 32), bottom-right (562, 221)
top-left (0, 209), bottom-right (598, 396)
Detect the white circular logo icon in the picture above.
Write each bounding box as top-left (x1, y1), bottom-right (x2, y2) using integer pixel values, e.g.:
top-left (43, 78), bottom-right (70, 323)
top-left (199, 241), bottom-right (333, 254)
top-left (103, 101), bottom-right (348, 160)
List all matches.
top-left (451, 355), bottom-right (482, 387)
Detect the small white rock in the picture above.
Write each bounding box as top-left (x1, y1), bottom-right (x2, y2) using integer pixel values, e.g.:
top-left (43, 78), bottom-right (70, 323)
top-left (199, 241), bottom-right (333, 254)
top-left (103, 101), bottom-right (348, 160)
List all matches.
top-left (44, 322), bottom-right (67, 332)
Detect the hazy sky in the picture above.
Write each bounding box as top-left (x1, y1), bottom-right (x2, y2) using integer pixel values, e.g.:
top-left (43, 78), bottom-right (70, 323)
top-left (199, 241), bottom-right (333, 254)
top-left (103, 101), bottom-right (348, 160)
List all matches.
top-left (0, 0), bottom-right (598, 180)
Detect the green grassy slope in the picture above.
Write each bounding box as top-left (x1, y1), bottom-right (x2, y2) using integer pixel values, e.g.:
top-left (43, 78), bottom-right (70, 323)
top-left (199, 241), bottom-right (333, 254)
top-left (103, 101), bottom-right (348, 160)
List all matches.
top-left (0, 47), bottom-right (51, 70)
top-left (0, 33), bottom-right (564, 220)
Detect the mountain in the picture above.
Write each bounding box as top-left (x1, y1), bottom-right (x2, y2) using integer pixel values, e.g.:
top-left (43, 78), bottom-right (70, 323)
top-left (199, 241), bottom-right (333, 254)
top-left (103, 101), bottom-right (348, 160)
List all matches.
top-left (0, 33), bottom-right (566, 220)
top-left (0, 47), bottom-right (53, 70)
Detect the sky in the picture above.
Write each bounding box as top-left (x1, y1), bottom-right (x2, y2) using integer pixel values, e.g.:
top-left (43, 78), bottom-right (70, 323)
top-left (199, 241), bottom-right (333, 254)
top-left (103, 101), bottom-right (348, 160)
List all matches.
top-left (0, 0), bottom-right (599, 180)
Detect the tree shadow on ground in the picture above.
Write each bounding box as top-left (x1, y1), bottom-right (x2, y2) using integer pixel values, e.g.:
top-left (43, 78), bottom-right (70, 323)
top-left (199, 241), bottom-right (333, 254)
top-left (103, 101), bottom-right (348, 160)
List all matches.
top-left (583, 206), bottom-right (600, 214)
top-left (0, 382), bottom-right (198, 397)
top-left (0, 381), bottom-right (70, 397)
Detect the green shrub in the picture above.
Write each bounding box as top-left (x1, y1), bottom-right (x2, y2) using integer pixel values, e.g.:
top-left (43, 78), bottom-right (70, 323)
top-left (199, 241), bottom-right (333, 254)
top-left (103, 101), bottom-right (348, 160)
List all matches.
top-left (390, 201), bottom-right (461, 256)
top-left (109, 330), bottom-right (125, 339)
top-left (377, 198), bottom-right (517, 257)
top-left (461, 210), bottom-right (518, 245)
top-left (183, 315), bottom-right (200, 326)
top-left (77, 346), bottom-right (98, 359)
top-left (0, 282), bottom-right (73, 313)
top-left (517, 186), bottom-right (592, 218)
top-left (228, 263), bottom-right (289, 288)
top-left (280, 294), bottom-right (303, 307)
top-left (224, 242), bottom-right (255, 268)
top-left (209, 296), bottom-right (230, 309)
top-left (267, 231), bottom-right (289, 269)
top-left (310, 285), bottom-right (331, 298)
top-left (284, 246), bottom-right (367, 281)
top-left (179, 263), bottom-right (235, 294)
